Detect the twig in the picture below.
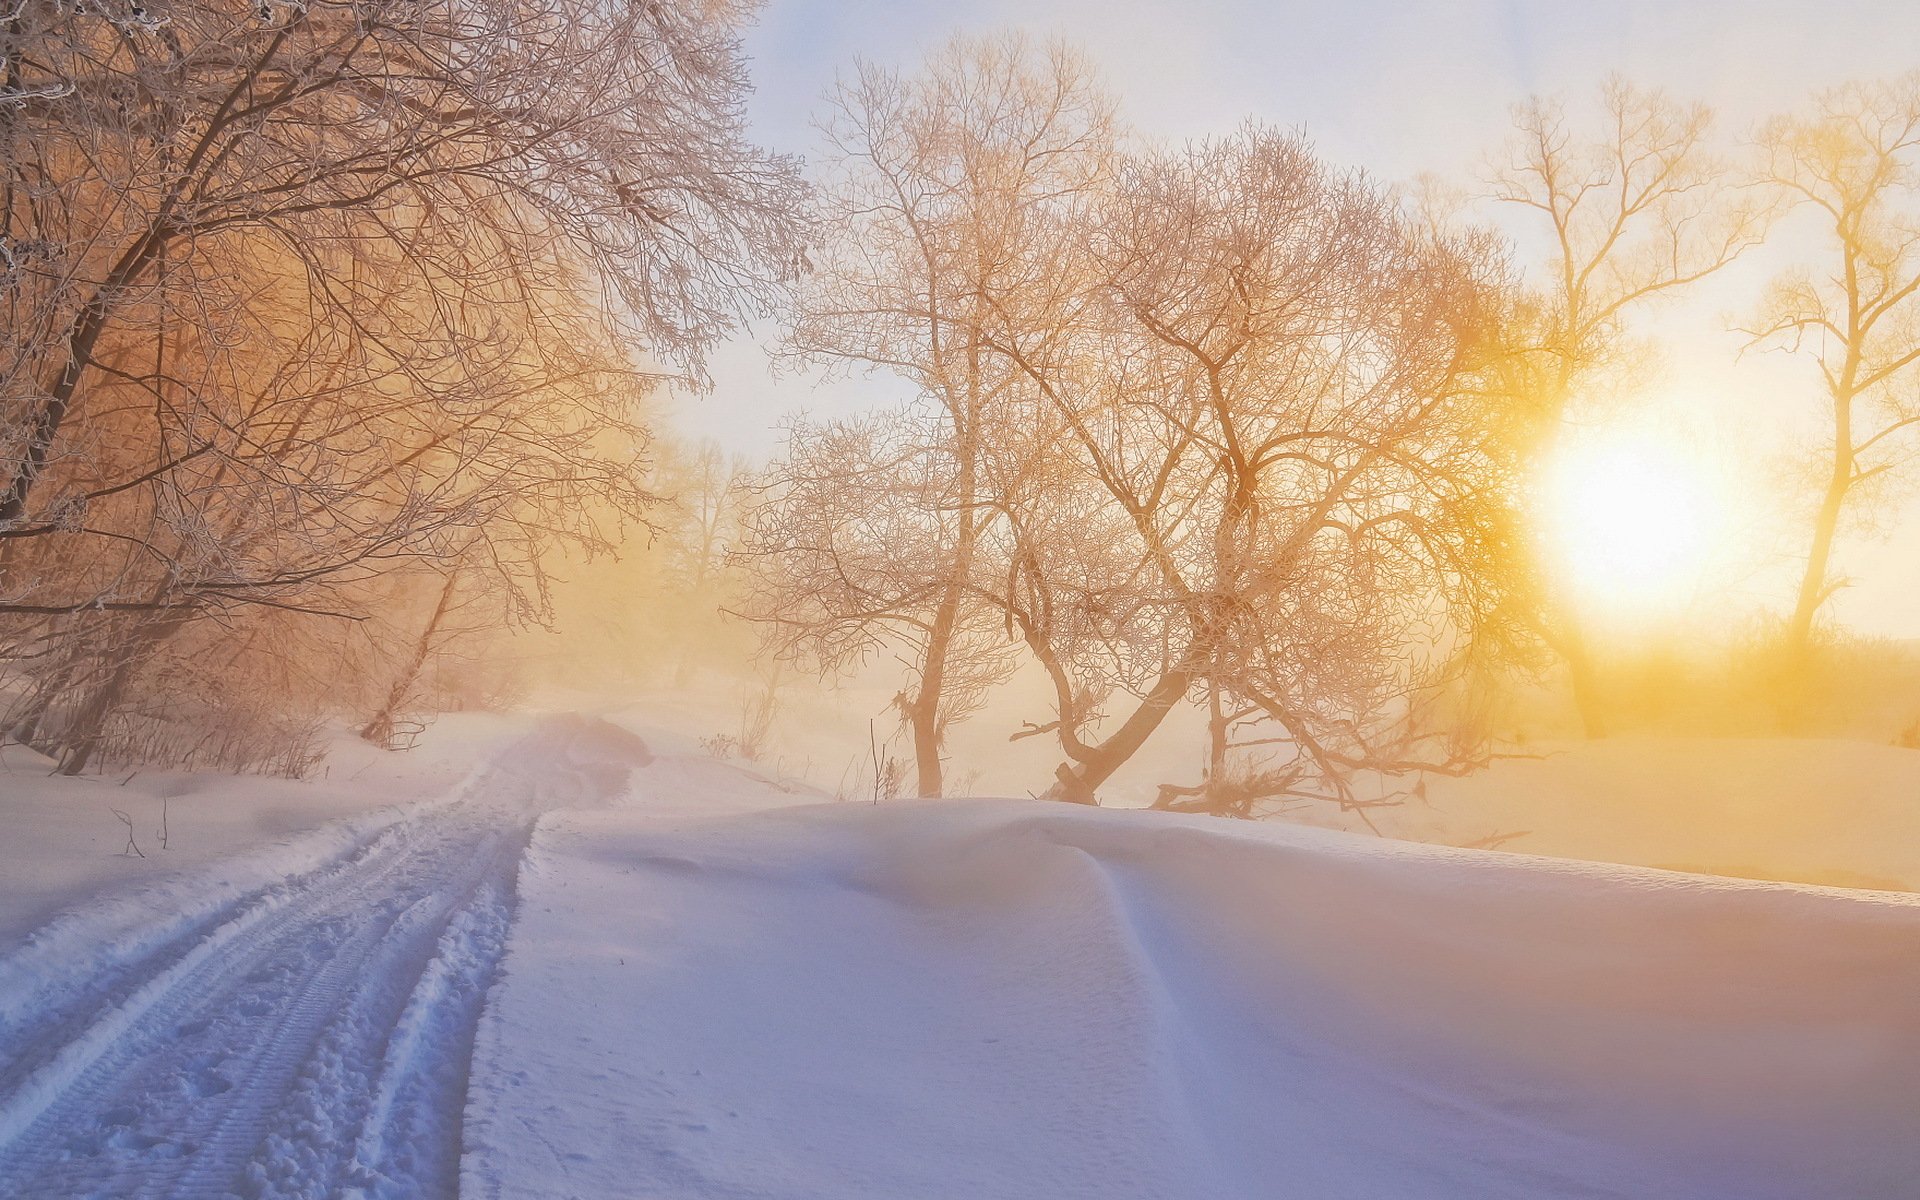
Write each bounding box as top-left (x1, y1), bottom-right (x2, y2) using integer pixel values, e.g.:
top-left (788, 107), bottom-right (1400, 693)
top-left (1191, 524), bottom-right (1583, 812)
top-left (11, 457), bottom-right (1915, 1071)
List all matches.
top-left (110, 807), bottom-right (146, 858)
top-left (1460, 829), bottom-right (1531, 851)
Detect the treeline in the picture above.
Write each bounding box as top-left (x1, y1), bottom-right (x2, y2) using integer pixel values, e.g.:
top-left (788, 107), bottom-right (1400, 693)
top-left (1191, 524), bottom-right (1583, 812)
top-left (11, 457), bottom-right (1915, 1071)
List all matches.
top-left (0, 0), bottom-right (804, 773)
top-left (736, 39), bottom-right (1920, 814)
top-left (6, 13), bottom-right (1918, 810)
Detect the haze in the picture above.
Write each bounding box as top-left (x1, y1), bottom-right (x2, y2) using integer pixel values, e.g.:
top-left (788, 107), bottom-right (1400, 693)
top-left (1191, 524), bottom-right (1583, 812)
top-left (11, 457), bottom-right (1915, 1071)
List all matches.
top-left (3, 4), bottom-right (1919, 1198)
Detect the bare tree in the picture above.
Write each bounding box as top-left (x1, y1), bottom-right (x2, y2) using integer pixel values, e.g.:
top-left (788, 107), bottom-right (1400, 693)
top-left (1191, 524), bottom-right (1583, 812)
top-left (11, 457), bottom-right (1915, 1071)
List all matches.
top-left (358, 565), bottom-right (469, 749)
top-left (658, 439), bottom-right (752, 687)
top-left (982, 128), bottom-right (1525, 812)
top-left (749, 35), bottom-right (1114, 796)
top-left (1489, 76), bottom-right (1763, 735)
top-left (741, 409), bottom-right (1019, 790)
top-left (1, 0), bottom-right (808, 772)
top-left (1749, 74), bottom-right (1920, 669)
top-left (533, 435), bottom-right (764, 696)
top-left (2, 245), bottom-right (661, 769)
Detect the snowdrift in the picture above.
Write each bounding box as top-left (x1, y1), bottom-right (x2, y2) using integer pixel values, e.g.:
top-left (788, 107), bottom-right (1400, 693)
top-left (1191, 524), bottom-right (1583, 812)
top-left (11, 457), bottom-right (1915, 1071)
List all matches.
top-left (469, 787), bottom-right (1920, 1200)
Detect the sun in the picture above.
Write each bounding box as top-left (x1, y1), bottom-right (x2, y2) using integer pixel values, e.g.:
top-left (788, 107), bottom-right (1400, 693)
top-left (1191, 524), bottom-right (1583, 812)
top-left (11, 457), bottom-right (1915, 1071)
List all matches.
top-left (1541, 429), bottom-right (1723, 616)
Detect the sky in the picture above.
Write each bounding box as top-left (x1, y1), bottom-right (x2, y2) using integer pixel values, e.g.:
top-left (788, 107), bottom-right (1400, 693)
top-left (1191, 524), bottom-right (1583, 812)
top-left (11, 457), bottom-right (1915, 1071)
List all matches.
top-left (669, 0), bottom-right (1920, 639)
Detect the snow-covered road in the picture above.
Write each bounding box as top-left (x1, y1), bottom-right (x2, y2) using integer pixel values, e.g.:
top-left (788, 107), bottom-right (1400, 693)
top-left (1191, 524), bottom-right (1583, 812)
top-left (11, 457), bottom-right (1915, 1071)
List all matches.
top-left (0, 715), bottom-right (651, 1199)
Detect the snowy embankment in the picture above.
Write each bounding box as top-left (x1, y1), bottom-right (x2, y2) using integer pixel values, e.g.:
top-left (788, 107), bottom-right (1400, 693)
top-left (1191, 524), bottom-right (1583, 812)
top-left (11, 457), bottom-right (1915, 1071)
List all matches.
top-left (469, 767), bottom-right (1920, 1200)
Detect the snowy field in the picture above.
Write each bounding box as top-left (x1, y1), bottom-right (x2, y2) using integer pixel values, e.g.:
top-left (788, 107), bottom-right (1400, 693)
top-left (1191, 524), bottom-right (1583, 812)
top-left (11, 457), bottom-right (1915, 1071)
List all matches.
top-left (1, 713), bottom-right (1917, 1197)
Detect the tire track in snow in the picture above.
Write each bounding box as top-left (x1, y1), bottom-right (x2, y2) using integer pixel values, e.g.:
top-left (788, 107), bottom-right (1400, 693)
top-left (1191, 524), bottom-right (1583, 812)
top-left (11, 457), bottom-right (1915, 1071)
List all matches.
top-left (0, 788), bottom-right (461, 1101)
top-left (0, 714), bottom-right (647, 1198)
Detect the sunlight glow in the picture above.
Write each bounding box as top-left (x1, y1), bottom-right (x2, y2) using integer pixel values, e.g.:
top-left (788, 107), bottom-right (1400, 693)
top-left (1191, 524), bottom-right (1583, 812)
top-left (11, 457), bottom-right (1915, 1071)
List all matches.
top-left (1543, 429), bottom-right (1725, 616)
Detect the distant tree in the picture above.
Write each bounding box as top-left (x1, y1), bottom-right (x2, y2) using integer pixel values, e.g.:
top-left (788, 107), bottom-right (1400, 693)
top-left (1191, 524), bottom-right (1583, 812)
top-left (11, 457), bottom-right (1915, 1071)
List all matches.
top-left (657, 439), bottom-right (753, 687)
top-left (666, 441), bottom-right (752, 598)
top-left (741, 408), bottom-right (1020, 794)
top-left (1749, 74), bottom-right (1920, 669)
top-left (1489, 77), bottom-right (1764, 736)
top-left (747, 35), bottom-right (1114, 797)
top-left (356, 557), bottom-right (511, 751)
top-left (529, 434), bottom-right (762, 698)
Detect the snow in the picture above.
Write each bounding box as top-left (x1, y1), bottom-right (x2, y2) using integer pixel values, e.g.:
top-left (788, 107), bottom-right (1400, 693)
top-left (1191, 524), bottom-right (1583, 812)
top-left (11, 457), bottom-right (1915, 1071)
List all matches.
top-left (0, 713), bottom-right (524, 952)
top-left (1406, 736), bottom-right (1920, 891)
top-left (0, 713), bottom-right (656, 1196)
top-left (2, 710), bottom-right (1918, 1197)
top-left (599, 678), bottom-right (1920, 890)
top-left (467, 767), bottom-right (1920, 1199)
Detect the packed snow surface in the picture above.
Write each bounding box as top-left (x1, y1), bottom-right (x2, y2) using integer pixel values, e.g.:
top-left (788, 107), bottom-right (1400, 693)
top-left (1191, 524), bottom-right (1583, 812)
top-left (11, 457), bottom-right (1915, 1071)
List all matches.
top-left (2, 713), bottom-right (1917, 1198)
top-left (0, 714), bottom-right (656, 1197)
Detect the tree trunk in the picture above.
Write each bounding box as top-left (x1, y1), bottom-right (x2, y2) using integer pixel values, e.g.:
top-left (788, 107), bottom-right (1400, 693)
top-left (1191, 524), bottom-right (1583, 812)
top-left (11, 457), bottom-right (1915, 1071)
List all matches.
top-left (0, 230), bottom-right (172, 529)
top-left (360, 571), bottom-right (459, 748)
top-left (1205, 679), bottom-right (1229, 783)
top-left (1559, 621), bottom-right (1610, 739)
top-left (1044, 661), bottom-right (1198, 804)
top-left (1786, 428), bottom-right (1853, 665)
top-left (907, 350), bottom-right (984, 798)
top-left (911, 549), bottom-right (968, 798)
top-left (1777, 420), bottom-right (1854, 732)
top-left (56, 609), bottom-right (193, 776)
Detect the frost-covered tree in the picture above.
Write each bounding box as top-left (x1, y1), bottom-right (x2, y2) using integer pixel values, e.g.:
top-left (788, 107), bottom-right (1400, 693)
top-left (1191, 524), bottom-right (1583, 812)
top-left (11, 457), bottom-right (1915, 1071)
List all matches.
top-left (746, 35), bottom-right (1113, 797)
top-left (748, 42), bottom-right (1523, 813)
top-left (0, 0), bottom-right (807, 770)
top-left (1488, 77), bottom-right (1764, 736)
top-left (983, 128), bottom-right (1526, 812)
top-left (1749, 74), bottom-right (1920, 671)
